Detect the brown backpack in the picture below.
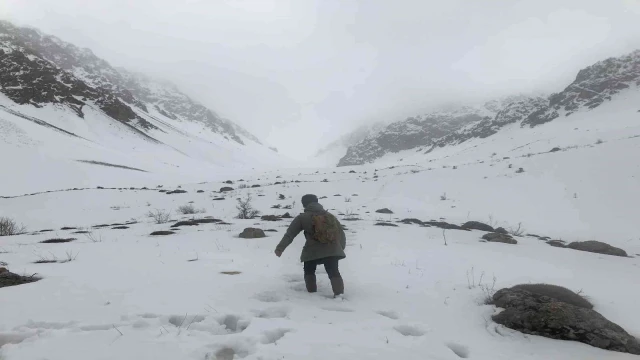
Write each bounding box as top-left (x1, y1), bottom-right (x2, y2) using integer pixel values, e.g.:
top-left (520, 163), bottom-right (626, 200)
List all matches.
top-left (311, 212), bottom-right (340, 244)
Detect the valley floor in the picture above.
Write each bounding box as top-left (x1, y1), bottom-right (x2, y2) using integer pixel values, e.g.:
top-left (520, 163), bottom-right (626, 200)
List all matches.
top-left (1, 165), bottom-right (639, 360)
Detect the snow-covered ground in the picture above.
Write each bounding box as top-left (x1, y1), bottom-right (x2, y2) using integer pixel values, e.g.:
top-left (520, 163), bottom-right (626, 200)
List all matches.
top-left (1, 158), bottom-right (639, 359)
top-left (1, 87), bottom-right (640, 360)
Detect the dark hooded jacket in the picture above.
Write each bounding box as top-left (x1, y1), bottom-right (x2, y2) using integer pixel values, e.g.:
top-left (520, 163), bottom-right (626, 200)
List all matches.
top-left (275, 202), bottom-right (346, 262)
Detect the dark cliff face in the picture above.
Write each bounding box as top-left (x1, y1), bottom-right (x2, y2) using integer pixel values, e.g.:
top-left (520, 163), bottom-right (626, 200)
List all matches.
top-left (0, 20), bottom-right (258, 145)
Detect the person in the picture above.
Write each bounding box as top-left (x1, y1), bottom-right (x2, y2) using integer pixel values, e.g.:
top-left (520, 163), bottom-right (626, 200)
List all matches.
top-left (274, 194), bottom-right (346, 297)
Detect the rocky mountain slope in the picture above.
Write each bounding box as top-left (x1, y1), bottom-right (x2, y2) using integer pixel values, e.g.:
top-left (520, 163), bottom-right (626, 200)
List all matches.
top-left (337, 98), bottom-right (529, 166)
top-left (0, 20), bottom-right (289, 195)
top-left (337, 50), bottom-right (640, 167)
top-left (0, 20), bottom-right (260, 146)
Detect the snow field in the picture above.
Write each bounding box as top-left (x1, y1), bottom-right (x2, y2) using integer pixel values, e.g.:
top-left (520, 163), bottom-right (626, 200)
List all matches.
top-left (1, 168), bottom-right (639, 360)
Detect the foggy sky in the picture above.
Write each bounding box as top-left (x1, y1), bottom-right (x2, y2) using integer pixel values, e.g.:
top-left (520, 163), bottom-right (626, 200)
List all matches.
top-left (2, 0), bottom-right (640, 159)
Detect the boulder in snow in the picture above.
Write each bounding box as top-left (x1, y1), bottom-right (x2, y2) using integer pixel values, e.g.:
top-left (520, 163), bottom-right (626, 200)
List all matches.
top-left (567, 240), bottom-right (627, 257)
top-left (239, 228), bottom-right (266, 239)
top-left (481, 233), bottom-right (517, 244)
top-left (491, 286), bottom-right (640, 355)
top-left (461, 221), bottom-right (494, 232)
top-left (375, 208), bottom-right (394, 214)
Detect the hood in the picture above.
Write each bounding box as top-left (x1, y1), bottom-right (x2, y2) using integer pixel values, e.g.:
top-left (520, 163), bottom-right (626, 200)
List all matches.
top-left (304, 202), bottom-right (325, 213)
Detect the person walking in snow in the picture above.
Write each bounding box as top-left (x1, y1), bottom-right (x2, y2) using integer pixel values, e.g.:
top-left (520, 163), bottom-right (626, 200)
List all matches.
top-left (274, 194), bottom-right (346, 297)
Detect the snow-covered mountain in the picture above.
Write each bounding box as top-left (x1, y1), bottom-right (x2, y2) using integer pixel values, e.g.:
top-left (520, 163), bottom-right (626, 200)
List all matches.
top-left (0, 21), bottom-right (289, 195)
top-left (337, 97), bottom-right (530, 166)
top-left (337, 49), bottom-right (640, 167)
top-left (313, 121), bottom-right (385, 166)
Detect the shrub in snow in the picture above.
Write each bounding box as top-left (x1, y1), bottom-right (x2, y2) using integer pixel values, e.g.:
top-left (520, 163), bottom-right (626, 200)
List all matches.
top-left (0, 217), bottom-right (26, 236)
top-left (177, 204), bottom-right (204, 215)
top-left (235, 194), bottom-right (260, 219)
top-left (147, 209), bottom-right (172, 224)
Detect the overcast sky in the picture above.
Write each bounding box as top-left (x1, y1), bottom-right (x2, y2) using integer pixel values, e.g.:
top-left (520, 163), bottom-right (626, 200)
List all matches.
top-left (2, 0), bottom-right (640, 159)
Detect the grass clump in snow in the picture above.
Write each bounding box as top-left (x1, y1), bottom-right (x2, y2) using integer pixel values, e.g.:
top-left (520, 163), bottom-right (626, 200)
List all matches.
top-left (235, 194), bottom-right (261, 219)
top-left (147, 209), bottom-right (172, 224)
top-left (0, 217), bottom-right (27, 236)
top-left (508, 283), bottom-right (593, 309)
top-left (177, 204), bottom-right (205, 215)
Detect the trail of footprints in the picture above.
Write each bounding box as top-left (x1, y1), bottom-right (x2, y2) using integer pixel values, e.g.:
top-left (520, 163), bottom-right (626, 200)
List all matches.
top-left (0, 274), bottom-right (470, 359)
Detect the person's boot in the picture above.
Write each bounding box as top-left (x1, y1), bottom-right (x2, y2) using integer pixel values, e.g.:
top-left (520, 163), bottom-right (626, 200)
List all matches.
top-left (304, 274), bottom-right (317, 293)
top-left (330, 276), bottom-right (344, 297)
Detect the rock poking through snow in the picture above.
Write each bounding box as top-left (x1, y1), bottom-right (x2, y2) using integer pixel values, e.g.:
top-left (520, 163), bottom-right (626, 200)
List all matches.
top-left (481, 232), bottom-right (517, 244)
top-left (461, 221), bottom-right (494, 232)
top-left (491, 287), bottom-right (640, 355)
top-left (567, 241), bottom-right (628, 257)
top-left (239, 228), bottom-right (266, 239)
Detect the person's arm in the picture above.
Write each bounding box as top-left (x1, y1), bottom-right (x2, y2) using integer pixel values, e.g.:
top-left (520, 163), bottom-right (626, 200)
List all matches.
top-left (275, 215), bottom-right (303, 256)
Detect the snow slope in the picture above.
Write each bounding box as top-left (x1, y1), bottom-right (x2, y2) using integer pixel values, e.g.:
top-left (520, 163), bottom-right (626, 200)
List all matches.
top-left (1, 128), bottom-right (639, 359)
top-left (0, 93), bottom-right (295, 196)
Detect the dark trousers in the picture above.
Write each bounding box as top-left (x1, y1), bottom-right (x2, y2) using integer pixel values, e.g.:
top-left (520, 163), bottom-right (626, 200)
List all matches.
top-left (303, 256), bottom-right (341, 279)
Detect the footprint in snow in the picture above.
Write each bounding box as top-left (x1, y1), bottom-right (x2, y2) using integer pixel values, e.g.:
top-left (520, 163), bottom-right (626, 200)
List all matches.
top-left (376, 310), bottom-right (399, 320)
top-left (393, 324), bottom-right (426, 337)
top-left (320, 305), bottom-right (354, 313)
top-left (261, 328), bottom-right (291, 344)
top-left (252, 306), bottom-right (290, 319)
top-left (253, 291), bottom-right (284, 303)
top-left (445, 342), bottom-right (470, 358)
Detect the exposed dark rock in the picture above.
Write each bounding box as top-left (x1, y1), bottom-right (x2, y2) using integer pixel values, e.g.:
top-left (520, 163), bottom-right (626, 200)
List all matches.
top-left (72, 230), bottom-right (90, 234)
top-left (171, 221), bottom-right (199, 227)
top-left (375, 222), bottom-right (399, 227)
top-left (494, 227), bottom-right (508, 234)
top-left (510, 283), bottom-right (593, 309)
top-left (549, 147), bottom-right (562, 152)
top-left (251, 184), bottom-right (261, 188)
top-left (212, 197), bottom-right (226, 201)
top-left (265, 229), bottom-right (278, 232)
top-left (491, 287), bottom-right (640, 355)
top-left (424, 221), bottom-right (465, 231)
top-left (461, 221), bottom-right (494, 232)
top-left (261, 215), bottom-right (281, 222)
top-left (239, 228), bottom-right (266, 239)
top-left (150, 230), bottom-right (175, 236)
top-left (399, 218), bottom-right (425, 225)
top-left (220, 187), bottom-right (234, 192)
top-left (481, 233), bottom-right (517, 244)
top-left (0, 268), bottom-right (40, 288)
top-left (567, 241), bottom-right (627, 257)
top-left (375, 208), bottom-right (394, 214)
top-left (192, 218), bottom-right (222, 224)
top-left (60, 227), bottom-right (77, 230)
top-left (547, 240), bottom-right (567, 248)
top-left (166, 189), bottom-right (187, 195)
top-left (112, 226), bottom-right (129, 229)
top-left (40, 238), bottom-right (76, 243)
top-left (197, 190), bottom-right (205, 193)
top-left (280, 212), bottom-right (293, 219)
